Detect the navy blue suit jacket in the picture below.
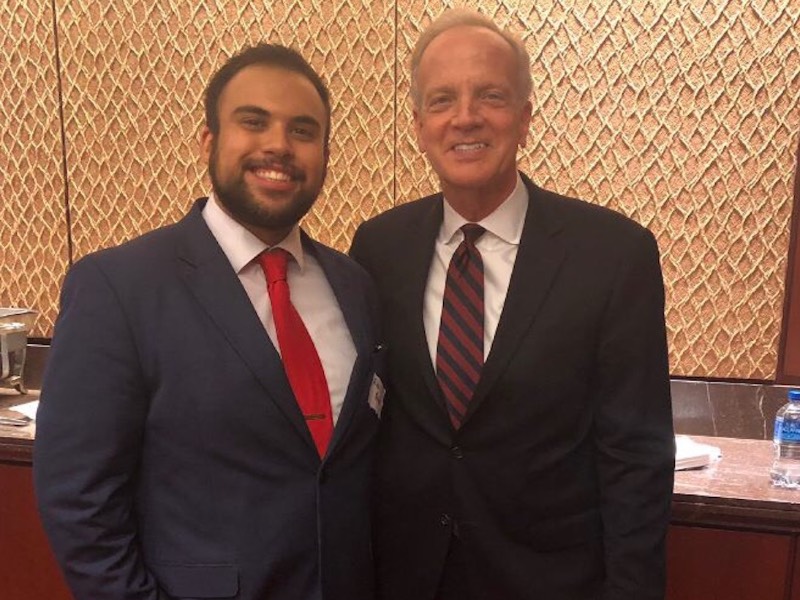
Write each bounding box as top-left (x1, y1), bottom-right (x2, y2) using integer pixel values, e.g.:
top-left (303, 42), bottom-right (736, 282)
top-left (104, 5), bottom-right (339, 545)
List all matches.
top-left (350, 174), bottom-right (674, 600)
top-left (35, 199), bottom-right (383, 600)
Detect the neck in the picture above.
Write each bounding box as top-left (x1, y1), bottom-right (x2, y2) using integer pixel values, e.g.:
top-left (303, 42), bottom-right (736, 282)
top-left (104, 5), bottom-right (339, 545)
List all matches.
top-left (246, 223), bottom-right (294, 247)
top-left (442, 177), bottom-right (517, 222)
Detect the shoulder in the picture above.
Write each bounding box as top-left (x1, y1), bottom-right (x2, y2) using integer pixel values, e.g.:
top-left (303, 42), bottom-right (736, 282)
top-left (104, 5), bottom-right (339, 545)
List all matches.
top-left (74, 221), bottom-right (179, 270)
top-left (527, 177), bottom-right (656, 251)
top-left (356, 193), bottom-right (440, 233)
top-left (305, 235), bottom-right (382, 329)
top-left (66, 210), bottom-right (195, 292)
top-left (304, 234), bottom-right (374, 286)
top-left (350, 193), bottom-right (440, 266)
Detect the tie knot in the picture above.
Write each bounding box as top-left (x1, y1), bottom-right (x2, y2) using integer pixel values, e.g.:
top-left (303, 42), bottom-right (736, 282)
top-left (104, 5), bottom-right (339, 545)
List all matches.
top-left (461, 223), bottom-right (485, 246)
top-left (259, 248), bottom-right (290, 286)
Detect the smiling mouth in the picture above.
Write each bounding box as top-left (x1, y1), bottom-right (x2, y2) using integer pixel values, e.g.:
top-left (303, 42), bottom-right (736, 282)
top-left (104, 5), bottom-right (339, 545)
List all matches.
top-left (452, 142), bottom-right (488, 152)
top-left (246, 159), bottom-right (306, 185)
top-left (252, 168), bottom-right (293, 182)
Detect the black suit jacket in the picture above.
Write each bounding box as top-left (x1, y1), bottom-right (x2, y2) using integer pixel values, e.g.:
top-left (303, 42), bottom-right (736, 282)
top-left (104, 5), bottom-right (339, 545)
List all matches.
top-left (350, 174), bottom-right (674, 600)
top-left (35, 199), bottom-right (383, 600)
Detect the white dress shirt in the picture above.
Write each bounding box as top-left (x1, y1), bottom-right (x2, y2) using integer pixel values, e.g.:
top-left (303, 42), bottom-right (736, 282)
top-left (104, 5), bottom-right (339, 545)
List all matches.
top-left (423, 174), bottom-right (529, 365)
top-left (202, 194), bottom-right (356, 423)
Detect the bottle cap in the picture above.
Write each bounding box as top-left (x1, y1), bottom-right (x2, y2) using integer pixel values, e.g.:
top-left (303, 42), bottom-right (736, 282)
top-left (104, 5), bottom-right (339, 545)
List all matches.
top-left (789, 390), bottom-right (800, 402)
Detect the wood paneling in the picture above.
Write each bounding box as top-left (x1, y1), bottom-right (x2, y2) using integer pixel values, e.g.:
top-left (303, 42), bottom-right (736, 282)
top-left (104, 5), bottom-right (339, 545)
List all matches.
top-left (0, 463), bottom-right (72, 600)
top-left (667, 525), bottom-right (792, 600)
top-left (778, 136), bottom-right (800, 383)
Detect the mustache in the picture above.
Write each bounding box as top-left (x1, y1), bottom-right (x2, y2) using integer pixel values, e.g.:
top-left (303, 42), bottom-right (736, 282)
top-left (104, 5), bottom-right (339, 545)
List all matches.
top-left (243, 157), bottom-right (305, 181)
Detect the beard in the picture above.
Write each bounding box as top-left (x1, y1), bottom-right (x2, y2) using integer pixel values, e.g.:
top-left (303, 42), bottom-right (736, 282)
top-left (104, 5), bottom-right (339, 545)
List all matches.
top-left (208, 140), bottom-right (323, 233)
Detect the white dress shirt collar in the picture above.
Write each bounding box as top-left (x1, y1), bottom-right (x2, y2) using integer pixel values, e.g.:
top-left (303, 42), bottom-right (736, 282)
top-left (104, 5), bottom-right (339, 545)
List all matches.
top-left (439, 173), bottom-right (528, 246)
top-left (202, 193), bottom-right (305, 272)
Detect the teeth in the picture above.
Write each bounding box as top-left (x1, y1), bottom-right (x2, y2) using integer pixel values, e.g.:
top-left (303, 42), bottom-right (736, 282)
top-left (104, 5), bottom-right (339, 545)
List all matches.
top-left (453, 143), bottom-right (487, 152)
top-left (254, 169), bottom-right (292, 182)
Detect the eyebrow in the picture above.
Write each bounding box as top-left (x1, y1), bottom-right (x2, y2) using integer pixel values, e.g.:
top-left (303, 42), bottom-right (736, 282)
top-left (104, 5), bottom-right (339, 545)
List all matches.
top-left (425, 86), bottom-right (454, 97)
top-left (232, 105), bottom-right (269, 118)
top-left (290, 115), bottom-right (322, 130)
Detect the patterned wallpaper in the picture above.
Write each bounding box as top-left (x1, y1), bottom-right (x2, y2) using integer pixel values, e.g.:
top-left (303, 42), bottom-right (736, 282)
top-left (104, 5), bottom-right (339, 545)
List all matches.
top-left (2, 0), bottom-right (799, 380)
top-left (1, 0), bottom-right (69, 336)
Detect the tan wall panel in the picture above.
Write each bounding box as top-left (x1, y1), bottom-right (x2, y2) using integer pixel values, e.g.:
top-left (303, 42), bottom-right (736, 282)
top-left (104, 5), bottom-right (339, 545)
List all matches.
top-left (0, 1), bottom-right (68, 336)
top-left (5, 0), bottom-right (800, 378)
top-left (57, 0), bottom-right (394, 257)
top-left (395, 1), bottom-right (800, 379)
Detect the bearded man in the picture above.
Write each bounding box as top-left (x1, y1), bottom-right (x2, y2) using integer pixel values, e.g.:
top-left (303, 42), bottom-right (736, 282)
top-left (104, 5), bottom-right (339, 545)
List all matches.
top-left (35, 43), bottom-right (383, 600)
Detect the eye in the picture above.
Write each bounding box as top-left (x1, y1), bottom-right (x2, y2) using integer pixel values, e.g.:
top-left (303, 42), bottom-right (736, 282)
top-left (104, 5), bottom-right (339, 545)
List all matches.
top-left (427, 95), bottom-right (452, 111)
top-left (482, 90), bottom-right (508, 104)
top-left (290, 124), bottom-right (318, 140)
top-left (241, 117), bottom-right (265, 130)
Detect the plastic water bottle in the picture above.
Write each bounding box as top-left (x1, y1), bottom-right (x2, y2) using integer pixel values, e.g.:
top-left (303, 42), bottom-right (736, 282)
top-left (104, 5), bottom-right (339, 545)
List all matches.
top-left (771, 389), bottom-right (800, 488)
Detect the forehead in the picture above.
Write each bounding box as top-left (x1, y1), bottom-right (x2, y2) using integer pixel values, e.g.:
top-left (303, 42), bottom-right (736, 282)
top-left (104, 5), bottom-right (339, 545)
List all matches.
top-left (417, 25), bottom-right (518, 89)
top-left (218, 64), bottom-right (327, 120)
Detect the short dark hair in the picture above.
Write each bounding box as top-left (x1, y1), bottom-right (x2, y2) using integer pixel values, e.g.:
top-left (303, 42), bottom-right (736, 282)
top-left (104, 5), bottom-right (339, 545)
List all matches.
top-left (204, 43), bottom-right (331, 146)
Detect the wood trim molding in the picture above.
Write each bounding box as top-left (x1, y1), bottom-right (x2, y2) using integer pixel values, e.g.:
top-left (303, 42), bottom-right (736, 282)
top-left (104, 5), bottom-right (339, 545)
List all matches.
top-left (778, 135), bottom-right (800, 383)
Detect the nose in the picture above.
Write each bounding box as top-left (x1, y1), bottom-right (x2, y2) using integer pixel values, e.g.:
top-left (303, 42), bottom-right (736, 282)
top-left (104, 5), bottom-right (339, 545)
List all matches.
top-left (259, 123), bottom-right (293, 157)
top-left (452, 97), bottom-right (481, 129)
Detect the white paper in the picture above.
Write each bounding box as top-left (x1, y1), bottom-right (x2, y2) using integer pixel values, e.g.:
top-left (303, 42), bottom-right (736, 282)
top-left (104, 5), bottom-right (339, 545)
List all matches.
top-left (675, 435), bottom-right (722, 470)
top-left (10, 400), bottom-right (39, 421)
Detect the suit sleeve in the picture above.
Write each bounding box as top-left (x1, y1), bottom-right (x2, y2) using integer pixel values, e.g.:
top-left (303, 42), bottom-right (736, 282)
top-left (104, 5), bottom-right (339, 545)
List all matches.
top-left (34, 256), bottom-right (162, 600)
top-left (593, 228), bottom-right (675, 600)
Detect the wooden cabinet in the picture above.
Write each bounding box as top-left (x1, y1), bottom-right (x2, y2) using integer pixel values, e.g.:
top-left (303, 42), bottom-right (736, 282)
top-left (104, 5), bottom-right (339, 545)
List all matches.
top-left (0, 462), bottom-right (72, 600)
top-left (792, 537), bottom-right (800, 600)
top-left (667, 525), bottom-right (793, 600)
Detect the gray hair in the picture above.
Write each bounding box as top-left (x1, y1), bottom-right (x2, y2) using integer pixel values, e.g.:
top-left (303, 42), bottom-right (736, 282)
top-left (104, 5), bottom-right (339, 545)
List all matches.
top-left (410, 8), bottom-right (533, 109)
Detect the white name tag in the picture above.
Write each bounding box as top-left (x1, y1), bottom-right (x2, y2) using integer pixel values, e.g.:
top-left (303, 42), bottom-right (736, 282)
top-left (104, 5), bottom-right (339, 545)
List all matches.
top-left (368, 374), bottom-right (385, 418)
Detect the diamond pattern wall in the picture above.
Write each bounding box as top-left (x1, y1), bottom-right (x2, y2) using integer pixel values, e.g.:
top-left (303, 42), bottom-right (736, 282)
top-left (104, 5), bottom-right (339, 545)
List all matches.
top-left (395, 1), bottom-right (800, 379)
top-left (2, 0), bottom-right (800, 379)
top-left (57, 0), bottom-right (395, 255)
top-left (0, 1), bottom-right (68, 334)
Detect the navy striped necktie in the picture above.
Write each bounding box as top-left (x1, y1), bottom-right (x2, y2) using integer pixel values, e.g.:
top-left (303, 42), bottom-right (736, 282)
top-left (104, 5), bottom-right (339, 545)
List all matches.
top-left (436, 223), bottom-right (486, 429)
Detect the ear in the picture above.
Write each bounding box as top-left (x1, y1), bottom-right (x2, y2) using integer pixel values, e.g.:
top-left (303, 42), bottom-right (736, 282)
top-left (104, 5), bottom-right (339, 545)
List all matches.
top-left (321, 143), bottom-right (330, 186)
top-left (413, 108), bottom-right (426, 153)
top-left (200, 125), bottom-right (213, 164)
top-left (518, 100), bottom-right (532, 149)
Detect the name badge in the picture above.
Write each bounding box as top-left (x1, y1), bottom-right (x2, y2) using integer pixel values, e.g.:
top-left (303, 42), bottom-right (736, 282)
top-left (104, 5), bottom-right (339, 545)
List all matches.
top-left (368, 374), bottom-right (385, 418)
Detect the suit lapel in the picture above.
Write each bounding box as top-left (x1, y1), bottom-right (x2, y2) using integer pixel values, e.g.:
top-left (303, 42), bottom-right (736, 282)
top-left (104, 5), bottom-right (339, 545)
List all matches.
top-left (174, 200), bottom-right (317, 455)
top-left (395, 198), bottom-right (456, 440)
top-left (301, 234), bottom-right (372, 456)
top-left (408, 200), bottom-right (445, 405)
top-left (463, 177), bottom-right (567, 425)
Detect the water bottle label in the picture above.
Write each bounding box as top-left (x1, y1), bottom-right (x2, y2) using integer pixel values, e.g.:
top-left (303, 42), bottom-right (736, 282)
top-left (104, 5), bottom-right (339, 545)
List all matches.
top-left (775, 416), bottom-right (784, 443)
top-left (779, 418), bottom-right (800, 443)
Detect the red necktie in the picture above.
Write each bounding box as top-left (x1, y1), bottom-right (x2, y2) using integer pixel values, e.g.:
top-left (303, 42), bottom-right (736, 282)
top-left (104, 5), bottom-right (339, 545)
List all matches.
top-left (259, 249), bottom-right (333, 457)
top-left (436, 224), bottom-right (486, 428)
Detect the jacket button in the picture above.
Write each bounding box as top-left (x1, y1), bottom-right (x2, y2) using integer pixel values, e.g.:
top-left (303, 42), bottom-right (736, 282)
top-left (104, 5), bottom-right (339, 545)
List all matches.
top-left (439, 514), bottom-right (451, 527)
top-left (451, 445), bottom-right (463, 459)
